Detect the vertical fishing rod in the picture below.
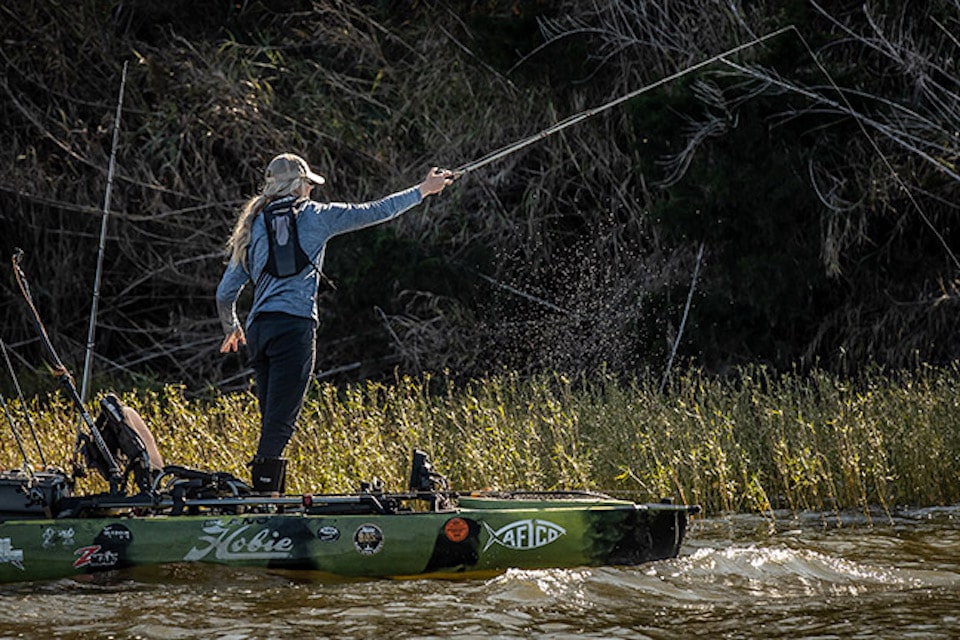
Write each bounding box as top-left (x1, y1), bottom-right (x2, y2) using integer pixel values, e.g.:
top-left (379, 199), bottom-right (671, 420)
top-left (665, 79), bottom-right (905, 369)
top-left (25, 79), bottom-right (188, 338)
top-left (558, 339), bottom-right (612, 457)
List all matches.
top-left (1, 338), bottom-right (47, 468)
top-left (81, 60), bottom-right (128, 403)
top-left (455, 26), bottom-right (795, 175)
top-left (11, 250), bottom-right (123, 490)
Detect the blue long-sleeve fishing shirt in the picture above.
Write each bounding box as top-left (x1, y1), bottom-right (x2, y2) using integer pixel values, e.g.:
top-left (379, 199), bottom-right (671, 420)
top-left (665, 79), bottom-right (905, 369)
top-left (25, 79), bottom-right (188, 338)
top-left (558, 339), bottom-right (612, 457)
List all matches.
top-left (216, 186), bottom-right (423, 333)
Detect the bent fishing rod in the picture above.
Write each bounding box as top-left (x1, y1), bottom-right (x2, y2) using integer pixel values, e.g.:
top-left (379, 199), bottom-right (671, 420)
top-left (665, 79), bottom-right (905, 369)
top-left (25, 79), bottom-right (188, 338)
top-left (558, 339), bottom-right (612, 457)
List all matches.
top-left (454, 25), bottom-right (794, 176)
top-left (11, 249), bottom-right (124, 489)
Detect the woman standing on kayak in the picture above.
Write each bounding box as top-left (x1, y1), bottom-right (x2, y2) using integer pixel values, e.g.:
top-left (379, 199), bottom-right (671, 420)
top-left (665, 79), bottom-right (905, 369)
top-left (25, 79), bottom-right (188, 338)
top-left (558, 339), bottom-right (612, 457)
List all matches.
top-left (216, 153), bottom-right (454, 492)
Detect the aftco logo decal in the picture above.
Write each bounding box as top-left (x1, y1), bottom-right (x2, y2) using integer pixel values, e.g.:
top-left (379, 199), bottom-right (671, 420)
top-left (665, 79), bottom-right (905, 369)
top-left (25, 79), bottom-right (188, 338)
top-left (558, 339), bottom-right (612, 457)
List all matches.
top-left (481, 519), bottom-right (566, 552)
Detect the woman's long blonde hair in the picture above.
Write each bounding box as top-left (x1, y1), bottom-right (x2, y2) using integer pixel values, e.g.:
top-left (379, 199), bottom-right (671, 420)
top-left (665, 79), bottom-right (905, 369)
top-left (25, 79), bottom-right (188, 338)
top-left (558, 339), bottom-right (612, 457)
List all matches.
top-left (226, 173), bottom-right (307, 268)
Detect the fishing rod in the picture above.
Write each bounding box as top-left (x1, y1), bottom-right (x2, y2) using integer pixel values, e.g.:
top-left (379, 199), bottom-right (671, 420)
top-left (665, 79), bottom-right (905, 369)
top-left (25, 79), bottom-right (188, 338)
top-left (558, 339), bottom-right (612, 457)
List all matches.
top-left (11, 249), bottom-right (124, 491)
top-left (454, 25), bottom-right (795, 176)
top-left (0, 387), bottom-right (31, 473)
top-left (81, 60), bottom-right (128, 404)
top-left (1, 338), bottom-right (47, 468)
top-left (454, 20), bottom-right (956, 275)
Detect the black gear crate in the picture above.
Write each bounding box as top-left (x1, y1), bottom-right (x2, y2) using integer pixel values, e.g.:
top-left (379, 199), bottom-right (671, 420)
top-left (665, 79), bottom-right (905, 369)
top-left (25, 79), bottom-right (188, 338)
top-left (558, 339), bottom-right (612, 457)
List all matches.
top-left (0, 469), bottom-right (72, 517)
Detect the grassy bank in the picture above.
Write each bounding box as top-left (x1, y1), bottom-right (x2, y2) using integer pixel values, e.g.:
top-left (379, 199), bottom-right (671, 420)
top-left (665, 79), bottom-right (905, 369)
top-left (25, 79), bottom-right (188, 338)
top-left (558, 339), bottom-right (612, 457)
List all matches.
top-left (2, 367), bottom-right (958, 516)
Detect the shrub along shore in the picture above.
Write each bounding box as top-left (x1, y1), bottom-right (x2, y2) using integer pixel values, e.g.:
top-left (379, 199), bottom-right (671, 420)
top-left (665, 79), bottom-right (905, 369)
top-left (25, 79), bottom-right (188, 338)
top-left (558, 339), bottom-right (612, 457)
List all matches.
top-left (2, 366), bottom-right (958, 517)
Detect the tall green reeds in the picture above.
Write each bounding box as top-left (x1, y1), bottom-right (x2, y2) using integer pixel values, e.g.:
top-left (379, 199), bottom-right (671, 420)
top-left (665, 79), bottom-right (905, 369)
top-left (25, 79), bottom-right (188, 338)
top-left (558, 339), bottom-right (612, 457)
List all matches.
top-left (2, 366), bottom-right (958, 516)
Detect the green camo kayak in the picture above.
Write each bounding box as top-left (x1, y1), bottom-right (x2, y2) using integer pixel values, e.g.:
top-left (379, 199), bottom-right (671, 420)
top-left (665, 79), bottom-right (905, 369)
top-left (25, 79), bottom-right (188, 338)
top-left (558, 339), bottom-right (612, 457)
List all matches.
top-left (0, 470), bottom-right (697, 583)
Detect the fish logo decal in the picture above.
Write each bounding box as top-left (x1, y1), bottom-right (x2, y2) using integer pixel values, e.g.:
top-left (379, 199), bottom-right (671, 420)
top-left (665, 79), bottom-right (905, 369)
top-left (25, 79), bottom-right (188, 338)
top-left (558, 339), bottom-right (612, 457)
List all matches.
top-left (481, 519), bottom-right (566, 552)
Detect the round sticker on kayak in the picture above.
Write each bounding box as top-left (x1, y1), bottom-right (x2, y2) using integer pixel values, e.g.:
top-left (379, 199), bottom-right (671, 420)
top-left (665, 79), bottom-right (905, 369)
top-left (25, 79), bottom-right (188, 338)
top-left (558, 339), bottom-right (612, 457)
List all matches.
top-left (317, 525), bottom-right (340, 542)
top-left (444, 517), bottom-right (470, 543)
top-left (354, 524), bottom-right (384, 556)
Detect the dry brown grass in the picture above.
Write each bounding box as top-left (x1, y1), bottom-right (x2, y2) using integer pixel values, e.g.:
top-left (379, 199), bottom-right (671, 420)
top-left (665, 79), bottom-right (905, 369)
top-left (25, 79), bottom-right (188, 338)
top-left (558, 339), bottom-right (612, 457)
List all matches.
top-left (3, 366), bottom-right (958, 517)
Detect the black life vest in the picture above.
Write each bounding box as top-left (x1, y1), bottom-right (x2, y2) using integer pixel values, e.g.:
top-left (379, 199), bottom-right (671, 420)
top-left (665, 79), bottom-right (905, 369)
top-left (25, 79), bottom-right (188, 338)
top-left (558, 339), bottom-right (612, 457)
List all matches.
top-left (261, 196), bottom-right (312, 278)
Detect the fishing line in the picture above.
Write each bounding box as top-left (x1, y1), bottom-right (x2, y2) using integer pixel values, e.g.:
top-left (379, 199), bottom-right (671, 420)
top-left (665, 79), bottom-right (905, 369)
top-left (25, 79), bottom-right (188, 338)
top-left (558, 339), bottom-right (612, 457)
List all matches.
top-left (454, 21), bottom-right (956, 274)
top-left (721, 25), bottom-right (960, 270)
top-left (451, 20), bottom-right (958, 387)
top-left (12, 249), bottom-right (124, 485)
top-left (81, 60), bottom-right (128, 403)
top-left (470, 269), bottom-right (572, 315)
top-left (454, 25), bottom-right (795, 175)
top-left (733, 25), bottom-right (960, 273)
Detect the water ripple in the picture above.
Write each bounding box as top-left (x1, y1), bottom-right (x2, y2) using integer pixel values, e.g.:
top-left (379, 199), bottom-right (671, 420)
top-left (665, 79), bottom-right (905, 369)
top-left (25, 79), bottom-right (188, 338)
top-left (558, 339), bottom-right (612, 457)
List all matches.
top-left (1, 509), bottom-right (958, 639)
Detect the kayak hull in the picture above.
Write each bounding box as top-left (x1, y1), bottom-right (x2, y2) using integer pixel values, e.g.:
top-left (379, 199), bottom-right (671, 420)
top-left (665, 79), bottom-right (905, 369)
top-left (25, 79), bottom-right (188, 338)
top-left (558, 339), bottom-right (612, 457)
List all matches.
top-left (0, 495), bottom-right (694, 584)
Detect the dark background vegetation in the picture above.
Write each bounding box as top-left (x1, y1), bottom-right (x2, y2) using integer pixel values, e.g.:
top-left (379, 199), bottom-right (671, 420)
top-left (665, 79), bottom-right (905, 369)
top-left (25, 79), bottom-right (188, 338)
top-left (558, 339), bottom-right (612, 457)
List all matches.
top-left (2, 0), bottom-right (959, 394)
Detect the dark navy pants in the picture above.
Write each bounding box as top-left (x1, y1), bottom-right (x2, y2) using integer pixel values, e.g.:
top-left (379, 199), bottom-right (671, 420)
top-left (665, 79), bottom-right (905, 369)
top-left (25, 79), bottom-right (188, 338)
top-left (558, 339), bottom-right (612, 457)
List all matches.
top-left (245, 312), bottom-right (316, 459)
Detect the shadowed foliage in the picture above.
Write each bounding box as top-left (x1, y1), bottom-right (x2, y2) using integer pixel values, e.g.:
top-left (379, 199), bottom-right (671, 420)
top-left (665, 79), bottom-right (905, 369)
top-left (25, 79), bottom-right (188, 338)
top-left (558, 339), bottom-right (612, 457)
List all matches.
top-left (1, 0), bottom-right (958, 395)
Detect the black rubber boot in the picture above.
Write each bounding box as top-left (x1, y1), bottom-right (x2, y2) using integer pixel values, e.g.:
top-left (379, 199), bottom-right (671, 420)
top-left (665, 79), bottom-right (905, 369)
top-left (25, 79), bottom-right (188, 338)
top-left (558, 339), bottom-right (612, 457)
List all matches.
top-left (250, 457), bottom-right (287, 494)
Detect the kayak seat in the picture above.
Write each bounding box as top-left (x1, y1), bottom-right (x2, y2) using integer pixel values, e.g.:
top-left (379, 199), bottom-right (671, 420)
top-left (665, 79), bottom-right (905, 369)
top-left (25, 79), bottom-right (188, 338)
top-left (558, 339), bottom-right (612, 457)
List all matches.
top-left (86, 394), bottom-right (252, 506)
top-left (85, 393), bottom-right (165, 495)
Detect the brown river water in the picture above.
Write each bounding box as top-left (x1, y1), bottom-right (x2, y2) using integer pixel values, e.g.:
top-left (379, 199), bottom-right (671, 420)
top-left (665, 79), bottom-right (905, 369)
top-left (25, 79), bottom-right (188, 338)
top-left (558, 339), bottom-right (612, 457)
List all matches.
top-left (1, 506), bottom-right (957, 639)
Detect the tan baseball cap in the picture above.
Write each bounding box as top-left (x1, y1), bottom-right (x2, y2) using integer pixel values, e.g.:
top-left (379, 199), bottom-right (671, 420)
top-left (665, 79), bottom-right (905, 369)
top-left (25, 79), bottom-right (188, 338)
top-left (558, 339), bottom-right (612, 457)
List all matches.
top-left (264, 153), bottom-right (325, 185)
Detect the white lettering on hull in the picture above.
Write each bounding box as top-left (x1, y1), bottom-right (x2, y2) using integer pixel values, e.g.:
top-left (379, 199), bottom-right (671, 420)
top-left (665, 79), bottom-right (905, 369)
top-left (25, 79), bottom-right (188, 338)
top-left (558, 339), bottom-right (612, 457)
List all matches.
top-left (0, 538), bottom-right (24, 571)
top-left (481, 519), bottom-right (566, 552)
top-left (185, 520), bottom-right (294, 561)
